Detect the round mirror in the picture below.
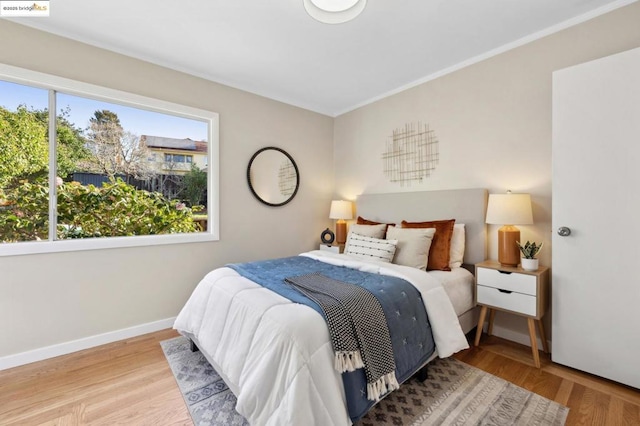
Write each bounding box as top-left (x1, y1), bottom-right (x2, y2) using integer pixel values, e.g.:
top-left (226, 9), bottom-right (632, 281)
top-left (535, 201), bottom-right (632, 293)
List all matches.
top-left (247, 147), bottom-right (300, 207)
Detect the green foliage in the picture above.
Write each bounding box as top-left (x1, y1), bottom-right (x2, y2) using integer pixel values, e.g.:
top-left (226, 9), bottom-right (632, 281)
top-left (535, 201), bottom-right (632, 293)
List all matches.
top-left (0, 106), bottom-right (49, 186)
top-left (0, 105), bottom-right (90, 185)
top-left (181, 164), bottom-right (207, 207)
top-left (90, 109), bottom-right (122, 127)
top-left (54, 108), bottom-right (92, 177)
top-left (0, 178), bottom-right (200, 243)
top-left (56, 179), bottom-right (200, 238)
top-left (516, 240), bottom-right (543, 259)
top-left (0, 178), bottom-right (49, 242)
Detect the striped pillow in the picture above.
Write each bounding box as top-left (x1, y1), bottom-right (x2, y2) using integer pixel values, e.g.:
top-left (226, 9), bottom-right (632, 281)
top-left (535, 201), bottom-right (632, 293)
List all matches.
top-left (344, 233), bottom-right (398, 263)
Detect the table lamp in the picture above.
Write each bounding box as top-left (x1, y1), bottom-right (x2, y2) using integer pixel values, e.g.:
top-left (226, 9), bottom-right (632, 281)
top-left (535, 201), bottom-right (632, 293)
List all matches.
top-left (485, 192), bottom-right (533, 267)
top-left (329, 200), bottom-right (353, 245)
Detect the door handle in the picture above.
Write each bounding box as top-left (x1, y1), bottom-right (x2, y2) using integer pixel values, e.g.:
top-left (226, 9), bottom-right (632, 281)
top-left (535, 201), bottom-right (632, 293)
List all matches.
top-left (557, 226), bottom-right (571, 237)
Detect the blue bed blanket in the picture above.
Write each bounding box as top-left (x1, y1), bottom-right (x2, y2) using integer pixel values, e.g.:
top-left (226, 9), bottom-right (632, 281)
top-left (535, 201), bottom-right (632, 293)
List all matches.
top-left (227, 255), bottom-right (435, 422)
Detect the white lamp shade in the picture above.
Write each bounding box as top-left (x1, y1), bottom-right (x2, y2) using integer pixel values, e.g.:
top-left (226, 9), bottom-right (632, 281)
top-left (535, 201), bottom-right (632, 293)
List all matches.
top-left (329, 200), bottom-right (353, 220)
top-left (485, 193), bottom-right (533, 225)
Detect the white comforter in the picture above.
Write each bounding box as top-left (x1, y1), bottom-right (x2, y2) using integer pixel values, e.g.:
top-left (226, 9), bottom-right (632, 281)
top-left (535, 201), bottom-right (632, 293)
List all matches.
top-left (173, 250), bottom-right (469, 426)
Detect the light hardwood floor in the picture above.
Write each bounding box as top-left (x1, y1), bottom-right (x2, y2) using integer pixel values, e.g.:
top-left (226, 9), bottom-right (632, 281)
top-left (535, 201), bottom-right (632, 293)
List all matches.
top-left (457, 335), bottom-right (640, 426)
top-left (1, 329), bottom-right (638, 425)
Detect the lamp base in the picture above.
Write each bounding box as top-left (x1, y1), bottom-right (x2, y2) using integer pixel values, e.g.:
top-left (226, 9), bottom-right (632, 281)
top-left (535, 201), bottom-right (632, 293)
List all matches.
top-left (335, 221), bottom-right (347, 245)
top-left (498, 225), bottom-right (520, 267)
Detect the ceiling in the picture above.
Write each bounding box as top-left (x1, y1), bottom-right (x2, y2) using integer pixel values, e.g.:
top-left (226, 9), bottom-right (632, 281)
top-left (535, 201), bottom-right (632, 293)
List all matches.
top-left (10, 0), bottom-right (632, 116)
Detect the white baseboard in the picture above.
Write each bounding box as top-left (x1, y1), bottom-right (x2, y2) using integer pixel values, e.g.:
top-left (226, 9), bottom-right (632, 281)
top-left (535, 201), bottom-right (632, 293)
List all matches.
top-left (0, 317), bottom-right (176, 371)
top-left (486, 323), bottom-right (552, 352)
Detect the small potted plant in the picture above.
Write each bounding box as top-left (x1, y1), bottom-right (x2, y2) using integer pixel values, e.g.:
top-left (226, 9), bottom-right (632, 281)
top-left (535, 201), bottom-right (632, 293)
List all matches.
top-left (516, 241), bottom-right (543, 271)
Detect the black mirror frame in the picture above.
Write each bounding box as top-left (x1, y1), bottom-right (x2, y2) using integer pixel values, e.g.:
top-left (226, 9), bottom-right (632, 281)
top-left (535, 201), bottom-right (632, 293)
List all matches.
top-left (247, 146), bottom-right (300, 207)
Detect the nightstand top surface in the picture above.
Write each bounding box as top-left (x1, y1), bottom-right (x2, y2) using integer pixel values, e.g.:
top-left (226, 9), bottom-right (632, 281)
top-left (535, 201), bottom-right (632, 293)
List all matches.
top-left (475, 260), bottom-right (548, 276)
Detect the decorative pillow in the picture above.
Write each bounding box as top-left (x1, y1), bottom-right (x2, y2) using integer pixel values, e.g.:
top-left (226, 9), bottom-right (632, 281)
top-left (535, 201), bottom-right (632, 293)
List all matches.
top-left (344, 233), bottom-right (398, 263)
top-left (347, 223), bottom-right (387, 239)
top-left (401, 219), bottom-right (456, 271)
top-left (386, 226), bottom-right (436, 270)
top-left (356, 216), bottom-right (395, 238)
top-left (449, 224), bottom-right (466, 269)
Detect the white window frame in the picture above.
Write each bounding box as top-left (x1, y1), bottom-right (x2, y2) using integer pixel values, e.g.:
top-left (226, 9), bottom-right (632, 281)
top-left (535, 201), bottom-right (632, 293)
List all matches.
top-left (0, 64), bottom-right (220, 257)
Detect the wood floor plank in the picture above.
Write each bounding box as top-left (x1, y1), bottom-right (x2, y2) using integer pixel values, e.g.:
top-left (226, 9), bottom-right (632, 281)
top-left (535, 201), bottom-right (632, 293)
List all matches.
top-left (37, 404), bottom-right (86, 426)
top-left (1, 359), bottom-right (170, 421)
top-left (1, 330), bottom-right (639, 425)
top-left (0, 329), bottom-right (178, 387)
top-left (523, 368), bottom-right (563, 401)
top-left (84, 375), bottom-right (185, 421)
top-left (590, 389), bottom-right (611, 426)
top-left (500, 357), bottom-right (532, 388)
top-left (0, 329), bottom-right (188, 426)
top-left (565, 383), bottom-right (588, 425)
top-left (542, 363), bottom-right (640, 407)
top-left (623, 400), bottom-right (640, 425)
top-left (555, 379), bottom-right (574, 406)
top-left (467, 348), bottom-right (497, 371)
top-left (605, 397), bottom-right (625, 425)
top-left (89, 387), bottom-right (192, 426)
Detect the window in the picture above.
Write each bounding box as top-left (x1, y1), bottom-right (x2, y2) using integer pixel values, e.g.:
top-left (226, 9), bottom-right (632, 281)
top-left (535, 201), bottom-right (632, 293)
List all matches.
top-left (164, 154), bottom-right (193, 163)
top-left (0, 64), bottom-right (219, 256)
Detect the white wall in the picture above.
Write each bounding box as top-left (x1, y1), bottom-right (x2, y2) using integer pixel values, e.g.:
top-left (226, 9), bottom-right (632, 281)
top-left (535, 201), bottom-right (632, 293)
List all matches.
top-left (333, 2), bottom-right (640, 345)
top-left (0, 21), bottom-right (334, 364)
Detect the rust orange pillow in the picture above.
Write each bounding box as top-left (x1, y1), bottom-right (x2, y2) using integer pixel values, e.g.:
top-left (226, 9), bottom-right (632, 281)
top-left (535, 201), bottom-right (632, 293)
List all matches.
top-left (357, 216), bottom-right (394, 238)
top-left (401, 219), bottom-right (456, 271)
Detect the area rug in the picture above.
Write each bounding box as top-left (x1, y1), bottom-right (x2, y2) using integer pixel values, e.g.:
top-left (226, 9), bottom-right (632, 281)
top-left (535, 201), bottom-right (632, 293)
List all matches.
top-left (161, 336), bottom-right (568, 425)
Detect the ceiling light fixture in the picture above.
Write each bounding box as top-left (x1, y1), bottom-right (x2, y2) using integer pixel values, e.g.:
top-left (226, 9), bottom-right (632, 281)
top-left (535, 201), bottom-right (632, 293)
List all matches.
top-left (303, 0), bottom-right (367, 24)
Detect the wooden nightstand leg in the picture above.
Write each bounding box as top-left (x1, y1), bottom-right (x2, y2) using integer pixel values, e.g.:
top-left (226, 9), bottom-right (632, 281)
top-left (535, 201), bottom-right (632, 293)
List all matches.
top-left (537, 320), bottom-right (549, 354)
top-left (527, 318), bottom-right (541, 368)
top-left (474, 306), bottom-right (488, 346)
top-left (487, 309), bottom-right (496, 336)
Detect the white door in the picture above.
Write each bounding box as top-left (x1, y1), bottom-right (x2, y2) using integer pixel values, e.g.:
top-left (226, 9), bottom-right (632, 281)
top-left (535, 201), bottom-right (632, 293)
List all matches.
top-left (552, 47), bottom-right (640, 389)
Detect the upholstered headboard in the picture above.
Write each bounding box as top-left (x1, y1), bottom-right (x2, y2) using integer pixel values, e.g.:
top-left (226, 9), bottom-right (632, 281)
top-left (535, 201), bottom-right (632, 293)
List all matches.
top-left (355, 188), bottom-right (488, 265)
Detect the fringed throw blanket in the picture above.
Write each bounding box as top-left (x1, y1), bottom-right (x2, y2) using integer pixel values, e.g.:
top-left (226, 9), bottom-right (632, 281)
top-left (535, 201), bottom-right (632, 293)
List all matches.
top-left (285, 272), bottom-right (399, 401)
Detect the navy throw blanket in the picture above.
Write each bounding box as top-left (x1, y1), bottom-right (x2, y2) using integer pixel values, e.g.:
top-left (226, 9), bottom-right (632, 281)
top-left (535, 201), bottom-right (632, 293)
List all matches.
top-left (227, 255), bottom-right (435, 422)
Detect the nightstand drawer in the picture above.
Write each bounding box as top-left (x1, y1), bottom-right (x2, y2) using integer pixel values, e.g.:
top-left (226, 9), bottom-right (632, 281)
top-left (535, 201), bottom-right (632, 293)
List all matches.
top-left (319, 244), bottom-right (342, 253)
top-left (477, 285), bottom-right (537, 316)
top-left (477, 267), bottom-right (537, 296)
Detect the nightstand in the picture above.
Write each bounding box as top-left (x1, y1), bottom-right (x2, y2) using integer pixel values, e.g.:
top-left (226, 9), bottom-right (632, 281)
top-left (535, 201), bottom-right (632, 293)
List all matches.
top-left (473, 260), bottom-right (549, 368)
top-left (319, 244), bottom-right (344, 253)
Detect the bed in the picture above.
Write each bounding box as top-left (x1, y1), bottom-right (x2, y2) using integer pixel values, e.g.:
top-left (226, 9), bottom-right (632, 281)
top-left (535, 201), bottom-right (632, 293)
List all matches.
top-left (174, 188), bottom-right (488, 425)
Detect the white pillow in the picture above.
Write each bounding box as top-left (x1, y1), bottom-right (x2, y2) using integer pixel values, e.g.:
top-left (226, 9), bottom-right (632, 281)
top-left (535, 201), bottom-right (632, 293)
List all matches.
top-left (386, 226), bottom-right (436, 270)
top-left (347, 223), bottom-right (387, 239)
top-left (449, 224), bottom-right (466, 268)
top-left (344, 233), bottom-right (397, 263)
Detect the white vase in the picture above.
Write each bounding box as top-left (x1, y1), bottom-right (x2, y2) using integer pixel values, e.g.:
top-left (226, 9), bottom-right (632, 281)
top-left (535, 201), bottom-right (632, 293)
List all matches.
top-left (521, 258), bottom-right (539, 271)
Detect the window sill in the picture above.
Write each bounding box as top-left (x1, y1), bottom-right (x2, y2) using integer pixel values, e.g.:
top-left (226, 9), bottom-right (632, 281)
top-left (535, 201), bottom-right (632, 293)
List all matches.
top-left (0, 231), bottom-right (219, 257)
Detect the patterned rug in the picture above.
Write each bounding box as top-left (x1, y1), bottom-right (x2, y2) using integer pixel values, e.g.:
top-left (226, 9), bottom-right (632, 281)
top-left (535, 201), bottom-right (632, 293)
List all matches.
top-left (161, 336), bottom-right (568, 425)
